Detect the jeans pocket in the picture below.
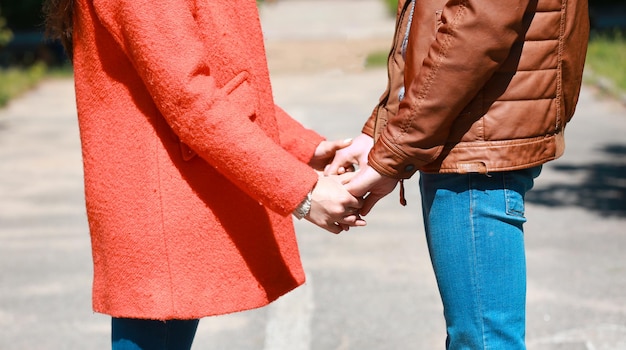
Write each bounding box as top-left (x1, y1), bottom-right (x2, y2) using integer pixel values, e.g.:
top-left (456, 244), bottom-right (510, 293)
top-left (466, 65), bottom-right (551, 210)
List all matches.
top-left (503, 166), bottom-right (542, 218)
top-left (503, 166), bottom-right (541, 218)
top-left (504, 187), bottom-right (525, 218)
top-left (503, 170), bottom-right (527, 218)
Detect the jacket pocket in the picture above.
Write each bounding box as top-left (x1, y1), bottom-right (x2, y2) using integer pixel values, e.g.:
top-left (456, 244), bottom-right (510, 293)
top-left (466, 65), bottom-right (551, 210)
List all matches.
top-left (218, 70), bottom-right (258, 121)
top-left (179, 71), bottom-right (258, 161)
top-left (221, 71), bottom-right (251, 96)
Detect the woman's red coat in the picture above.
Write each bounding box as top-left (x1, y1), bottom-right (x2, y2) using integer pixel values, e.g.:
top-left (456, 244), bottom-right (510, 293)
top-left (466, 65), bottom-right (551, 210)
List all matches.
top-left (72, 0), bottom-right (324, 320)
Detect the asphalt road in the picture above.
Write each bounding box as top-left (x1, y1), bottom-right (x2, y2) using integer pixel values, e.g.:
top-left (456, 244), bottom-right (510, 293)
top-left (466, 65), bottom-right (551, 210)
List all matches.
top-left (1, 1), bottom-right (625, 349)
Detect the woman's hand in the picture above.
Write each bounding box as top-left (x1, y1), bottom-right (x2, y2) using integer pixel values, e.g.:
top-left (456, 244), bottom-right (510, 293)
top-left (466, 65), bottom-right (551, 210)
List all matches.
top-left (305, 173), bottom-right (366, 234)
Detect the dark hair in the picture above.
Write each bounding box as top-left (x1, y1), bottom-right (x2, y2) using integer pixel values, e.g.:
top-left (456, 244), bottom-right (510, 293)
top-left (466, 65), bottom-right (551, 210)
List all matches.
top-left (43, 0), bottom-right (74, 60)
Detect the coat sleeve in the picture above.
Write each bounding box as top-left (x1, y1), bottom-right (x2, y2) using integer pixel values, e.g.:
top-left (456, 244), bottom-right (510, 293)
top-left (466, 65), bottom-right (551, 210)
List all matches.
top-left (92, 0), bottom-right (317, 215)
top-left (273, 105), bottom-right (325, 164)
top-left (369, 0), bottom-right (532, 178)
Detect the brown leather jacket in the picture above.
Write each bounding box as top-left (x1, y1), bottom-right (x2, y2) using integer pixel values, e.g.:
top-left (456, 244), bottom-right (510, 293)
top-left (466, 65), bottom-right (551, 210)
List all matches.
top-left (363, 0), bottom-right (589, 177)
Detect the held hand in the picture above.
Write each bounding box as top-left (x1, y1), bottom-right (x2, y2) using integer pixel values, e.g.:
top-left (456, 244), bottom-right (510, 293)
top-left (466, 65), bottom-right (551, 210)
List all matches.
top-left (309, 138), bottom-right (353, 171)
top-left (344, 165), bottom-right (398, 216)
top-left (305, 173), bottom-right (366, 234)
top-left (324, 133), bottom-right (374, 175)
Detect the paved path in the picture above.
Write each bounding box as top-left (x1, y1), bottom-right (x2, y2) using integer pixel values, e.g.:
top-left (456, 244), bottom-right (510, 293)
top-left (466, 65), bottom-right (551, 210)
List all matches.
top-left (1, 1), bottom-right (626, 349)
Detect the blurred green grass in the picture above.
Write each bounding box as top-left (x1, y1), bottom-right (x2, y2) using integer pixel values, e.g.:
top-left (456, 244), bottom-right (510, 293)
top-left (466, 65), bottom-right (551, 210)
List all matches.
top-left (585, 31), bottom-right (626, 96)
top-left (0, 63), bottom-right (46, 107)
top-left (0, 63), bottom-right (72, 108)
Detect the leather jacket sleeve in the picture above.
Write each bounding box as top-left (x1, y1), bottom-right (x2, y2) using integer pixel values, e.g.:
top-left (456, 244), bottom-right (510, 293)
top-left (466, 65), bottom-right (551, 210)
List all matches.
top-left (369, 0), bottom-right (532, 178)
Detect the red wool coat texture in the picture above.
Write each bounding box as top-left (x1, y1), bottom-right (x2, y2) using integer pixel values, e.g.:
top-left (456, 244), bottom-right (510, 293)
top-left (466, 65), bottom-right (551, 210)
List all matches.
top-left (72, 0), bottom-right (324, 320)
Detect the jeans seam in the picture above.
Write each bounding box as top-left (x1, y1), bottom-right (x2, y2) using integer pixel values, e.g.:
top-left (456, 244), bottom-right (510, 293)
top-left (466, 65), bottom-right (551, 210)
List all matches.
top-left (468, 174), bottom-right (488, 349)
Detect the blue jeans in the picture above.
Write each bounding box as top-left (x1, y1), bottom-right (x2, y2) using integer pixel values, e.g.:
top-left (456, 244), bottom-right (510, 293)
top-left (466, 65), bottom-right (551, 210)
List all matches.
top-left (419, 166), bottom-right (541, 350)
top-left (111, 317), bottom-right (199, 350)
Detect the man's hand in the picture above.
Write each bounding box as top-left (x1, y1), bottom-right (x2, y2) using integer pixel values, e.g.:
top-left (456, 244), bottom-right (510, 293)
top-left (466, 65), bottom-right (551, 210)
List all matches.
top-left (324, 134), bottom-right (373, 175)
top-left (344, 165), bottom-right (398, 216)
top-left (309, 138), bottom-right (353, 172)
top-left (305, 173), bottom-right (366, 234)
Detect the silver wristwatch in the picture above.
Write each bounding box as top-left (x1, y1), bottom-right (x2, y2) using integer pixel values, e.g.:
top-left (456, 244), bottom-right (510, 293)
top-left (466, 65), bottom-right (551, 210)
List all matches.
top-left (293, 191), bottom-right (312, 220)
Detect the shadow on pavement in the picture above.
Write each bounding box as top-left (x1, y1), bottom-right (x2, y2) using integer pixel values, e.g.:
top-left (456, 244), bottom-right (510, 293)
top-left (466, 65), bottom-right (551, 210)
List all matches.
top-left (527, 144), bottom-right (626, 217)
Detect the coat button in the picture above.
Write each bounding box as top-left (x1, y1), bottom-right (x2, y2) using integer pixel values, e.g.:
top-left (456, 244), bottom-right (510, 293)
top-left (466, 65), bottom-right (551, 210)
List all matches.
top-left (404, 164), bottom-right (415, 172)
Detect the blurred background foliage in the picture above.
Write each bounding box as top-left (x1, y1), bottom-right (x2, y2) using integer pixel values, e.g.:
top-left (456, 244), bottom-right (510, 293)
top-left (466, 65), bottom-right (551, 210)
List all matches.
top-left (0, 0), bottom-right (66, 67)
top-left (0, 8), bottom-right (12, 46)
top-left (0, 0), bottom-right (67, 107)
top-left (1, 0), bottom-right (45, 31)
